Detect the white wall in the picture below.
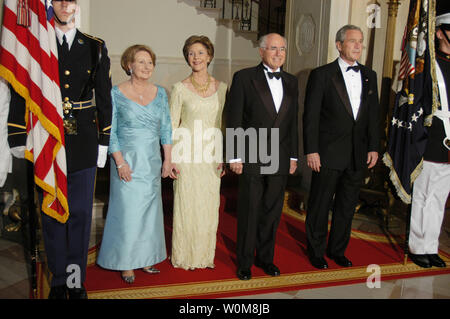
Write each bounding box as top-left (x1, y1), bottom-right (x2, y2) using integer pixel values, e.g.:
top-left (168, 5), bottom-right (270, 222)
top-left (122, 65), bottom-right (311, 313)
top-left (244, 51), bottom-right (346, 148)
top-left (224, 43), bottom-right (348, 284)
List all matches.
top-left (77, 0), bottom-right (90, 32)
top-left (86, 0), bottom-right (260, 90)
top-left (327, 0), bottom-right (351, 63)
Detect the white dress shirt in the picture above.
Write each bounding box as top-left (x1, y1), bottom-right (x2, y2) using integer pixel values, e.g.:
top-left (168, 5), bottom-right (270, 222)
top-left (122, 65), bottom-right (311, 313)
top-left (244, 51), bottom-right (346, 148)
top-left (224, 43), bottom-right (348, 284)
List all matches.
top-left (263, 64), bottom-right (283, 113)
top-left (55, 27), bottom-right (77, 50)
top-left (338, 57), bottom-right (362, 120)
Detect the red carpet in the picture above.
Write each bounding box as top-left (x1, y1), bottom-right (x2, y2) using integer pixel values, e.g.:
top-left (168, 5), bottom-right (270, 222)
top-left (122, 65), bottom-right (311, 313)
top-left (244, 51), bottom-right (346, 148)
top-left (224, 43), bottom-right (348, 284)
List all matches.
top-left (36, 178), bottom-right (450, 299)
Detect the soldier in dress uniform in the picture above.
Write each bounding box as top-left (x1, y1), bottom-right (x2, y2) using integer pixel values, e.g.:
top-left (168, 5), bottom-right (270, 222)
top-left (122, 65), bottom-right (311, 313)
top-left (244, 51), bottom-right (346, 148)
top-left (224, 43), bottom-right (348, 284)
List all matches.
top-left (8, 0), bottom-right (112, 298)
top-left (408, 1), bottom-right (450, 269)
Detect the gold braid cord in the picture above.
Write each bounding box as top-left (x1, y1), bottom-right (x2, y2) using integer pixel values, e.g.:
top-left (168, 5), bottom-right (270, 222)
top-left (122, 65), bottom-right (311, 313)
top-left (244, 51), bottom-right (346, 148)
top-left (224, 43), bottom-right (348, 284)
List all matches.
top-left (426, 0), bottom-right (438, 127)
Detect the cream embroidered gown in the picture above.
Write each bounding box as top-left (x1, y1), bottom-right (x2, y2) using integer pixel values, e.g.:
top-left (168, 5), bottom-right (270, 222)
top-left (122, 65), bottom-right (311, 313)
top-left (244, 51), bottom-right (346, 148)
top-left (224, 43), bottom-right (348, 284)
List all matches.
top-left (170, 81), bottom-right (227, 270)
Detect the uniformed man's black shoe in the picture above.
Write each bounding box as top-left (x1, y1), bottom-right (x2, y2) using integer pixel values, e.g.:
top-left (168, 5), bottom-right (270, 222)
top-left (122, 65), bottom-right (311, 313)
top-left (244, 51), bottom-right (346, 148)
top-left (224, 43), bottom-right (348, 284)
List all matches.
top-left (427, 254), bottom-right (446, 268)
top-left (48, 285), bottom-right (67, 299)
top-left (409, 253), bottom-right (431, 268)
top-left (67, 285), bottom-right (88, 299)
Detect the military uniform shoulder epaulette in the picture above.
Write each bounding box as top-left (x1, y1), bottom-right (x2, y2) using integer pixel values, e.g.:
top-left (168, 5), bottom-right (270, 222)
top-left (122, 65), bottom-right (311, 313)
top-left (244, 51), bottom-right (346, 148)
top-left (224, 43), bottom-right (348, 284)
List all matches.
top-left (79, 31), bottom-right (104, 44)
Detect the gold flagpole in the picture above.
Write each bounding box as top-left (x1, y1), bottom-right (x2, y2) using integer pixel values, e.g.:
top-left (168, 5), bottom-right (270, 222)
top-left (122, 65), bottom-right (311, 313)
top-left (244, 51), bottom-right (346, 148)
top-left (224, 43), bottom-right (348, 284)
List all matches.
top-left (379, 0), bottom-right (405, 264)
top-left (383, 0), bottom-right (402, 80)
top-left (380, 0), bottom-right (402, 146)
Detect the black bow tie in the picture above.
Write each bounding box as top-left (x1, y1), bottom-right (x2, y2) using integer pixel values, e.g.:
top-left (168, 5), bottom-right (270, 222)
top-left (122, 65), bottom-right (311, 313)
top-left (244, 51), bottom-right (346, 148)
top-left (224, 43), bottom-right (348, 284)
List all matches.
top-left (265, 69), bottom-right (282, 80)
top-left (346, 65), bottom-right (360, 72)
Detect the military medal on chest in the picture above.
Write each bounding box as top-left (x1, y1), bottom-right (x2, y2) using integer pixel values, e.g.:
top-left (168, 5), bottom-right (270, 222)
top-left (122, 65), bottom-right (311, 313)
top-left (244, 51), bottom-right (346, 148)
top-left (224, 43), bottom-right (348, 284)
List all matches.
top-left (63, 97), bottom-right (77, 135)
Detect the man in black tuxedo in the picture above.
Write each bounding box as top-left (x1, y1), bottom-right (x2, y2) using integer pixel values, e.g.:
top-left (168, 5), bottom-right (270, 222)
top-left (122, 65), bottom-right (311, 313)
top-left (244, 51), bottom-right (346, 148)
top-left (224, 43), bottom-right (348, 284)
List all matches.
top-left (226, 33), bottom-right (299, 280)
top-left (8, 0), bottom-right (112, 298)
top-left (303, 25), bottom-right (380, 269)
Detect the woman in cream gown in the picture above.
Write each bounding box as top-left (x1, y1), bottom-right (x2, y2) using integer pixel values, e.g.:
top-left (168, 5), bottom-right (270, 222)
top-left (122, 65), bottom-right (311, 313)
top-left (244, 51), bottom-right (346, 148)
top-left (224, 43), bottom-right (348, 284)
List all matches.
top-left (170, 36), bottom-right (227, 270)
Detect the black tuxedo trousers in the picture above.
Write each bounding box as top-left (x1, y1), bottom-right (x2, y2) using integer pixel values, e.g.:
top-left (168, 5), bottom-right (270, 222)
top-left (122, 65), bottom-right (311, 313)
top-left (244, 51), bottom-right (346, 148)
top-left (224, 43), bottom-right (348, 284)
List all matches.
top-left (306, 167), bottom-right (364, 258)
top-left (237, 173), bottom-right (288, 269)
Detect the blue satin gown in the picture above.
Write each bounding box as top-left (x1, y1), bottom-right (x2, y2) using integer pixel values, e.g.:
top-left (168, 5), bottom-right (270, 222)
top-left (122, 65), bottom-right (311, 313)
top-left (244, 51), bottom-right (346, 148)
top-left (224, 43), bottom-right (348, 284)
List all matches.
top-left (97, 85), bottom-right (172, 270)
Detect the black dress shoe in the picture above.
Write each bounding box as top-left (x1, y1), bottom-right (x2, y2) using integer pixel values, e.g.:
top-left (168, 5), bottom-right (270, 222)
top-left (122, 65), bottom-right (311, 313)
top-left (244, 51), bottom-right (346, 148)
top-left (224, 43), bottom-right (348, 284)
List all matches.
top-left (67, 285), bottom-right (88, 299)
top-left (308, 256), bottom-right (328, 269)
top-left (237, 268), bottom-right (252, 280)
top-left (409, 253), bottom-right (431, 268)
top-left (427, 254), bottom-right (446, 268)
top-left (254, 262), bottom-right (280, 276)
top-left (48, 285), bottom-right (67, 299)
top-left (328, 255), bottom-right (352, 267)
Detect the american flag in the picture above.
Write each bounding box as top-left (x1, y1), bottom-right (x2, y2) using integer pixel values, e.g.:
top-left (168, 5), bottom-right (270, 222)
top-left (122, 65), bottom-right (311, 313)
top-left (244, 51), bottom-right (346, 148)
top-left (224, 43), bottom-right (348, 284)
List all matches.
top-left (383, 0), bottom-right (436, 204)
top-left (0, 0), bottom-right (69, 223)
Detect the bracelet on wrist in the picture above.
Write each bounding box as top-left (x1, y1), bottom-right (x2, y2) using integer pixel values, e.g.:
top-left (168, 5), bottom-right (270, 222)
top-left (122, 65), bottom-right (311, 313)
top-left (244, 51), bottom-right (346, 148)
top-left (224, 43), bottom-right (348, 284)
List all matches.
top-left (117, 163), bottom-right (126, 169)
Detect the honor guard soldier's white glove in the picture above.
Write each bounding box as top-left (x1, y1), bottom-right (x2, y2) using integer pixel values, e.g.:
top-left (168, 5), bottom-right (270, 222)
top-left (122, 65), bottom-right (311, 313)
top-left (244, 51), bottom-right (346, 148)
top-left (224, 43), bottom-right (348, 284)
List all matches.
top-left (97, 144), bottom-right (108, 168)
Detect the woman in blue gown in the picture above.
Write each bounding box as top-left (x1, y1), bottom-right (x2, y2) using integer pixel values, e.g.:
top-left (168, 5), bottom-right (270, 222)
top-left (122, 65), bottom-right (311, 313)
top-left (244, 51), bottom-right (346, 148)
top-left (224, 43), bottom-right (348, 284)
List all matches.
top-left (97, 45), bottom-right (175, 283)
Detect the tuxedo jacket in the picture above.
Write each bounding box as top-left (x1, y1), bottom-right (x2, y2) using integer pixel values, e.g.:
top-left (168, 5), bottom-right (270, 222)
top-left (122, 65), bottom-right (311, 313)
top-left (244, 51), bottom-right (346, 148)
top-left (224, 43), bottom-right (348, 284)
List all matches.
top-left (225, 63), bottom-right (299, 175)
top-left (8, 30), bottom-right (112, 173)
top-left (303, 59), bottom-right (380, 171)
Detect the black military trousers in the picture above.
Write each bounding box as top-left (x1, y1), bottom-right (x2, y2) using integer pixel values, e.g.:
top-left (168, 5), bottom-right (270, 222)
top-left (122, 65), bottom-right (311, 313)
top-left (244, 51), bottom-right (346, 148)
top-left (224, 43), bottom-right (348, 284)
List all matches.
top-left (40, 167), bottom-right (96, 287)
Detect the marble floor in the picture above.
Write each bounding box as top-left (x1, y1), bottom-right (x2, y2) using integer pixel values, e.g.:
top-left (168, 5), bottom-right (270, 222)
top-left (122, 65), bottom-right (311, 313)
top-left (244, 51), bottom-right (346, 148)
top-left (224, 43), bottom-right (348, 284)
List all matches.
top-left (0, 193), bottom-right (449, 300)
